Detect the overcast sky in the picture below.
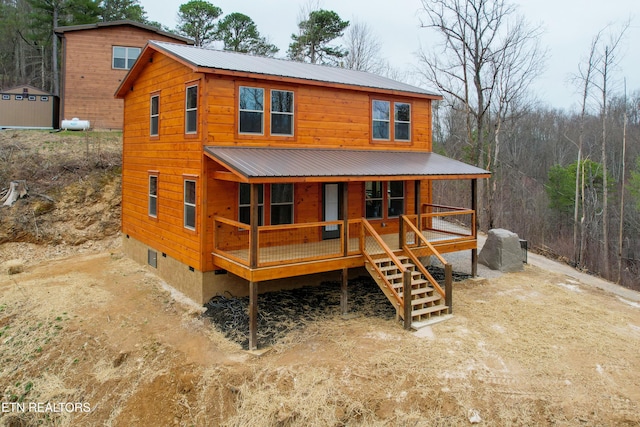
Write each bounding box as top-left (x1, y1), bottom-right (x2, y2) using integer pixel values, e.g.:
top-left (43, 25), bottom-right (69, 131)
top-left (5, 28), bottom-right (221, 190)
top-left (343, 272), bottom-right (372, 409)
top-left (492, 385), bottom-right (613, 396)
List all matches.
top-left (140, 0), bottom-right (640, 111)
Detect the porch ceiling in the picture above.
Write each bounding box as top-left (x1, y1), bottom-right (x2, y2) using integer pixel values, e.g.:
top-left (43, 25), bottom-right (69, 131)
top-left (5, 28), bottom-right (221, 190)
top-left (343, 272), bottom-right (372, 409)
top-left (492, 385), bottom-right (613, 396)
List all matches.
top-left (204, 146), bottom-right (491, 183)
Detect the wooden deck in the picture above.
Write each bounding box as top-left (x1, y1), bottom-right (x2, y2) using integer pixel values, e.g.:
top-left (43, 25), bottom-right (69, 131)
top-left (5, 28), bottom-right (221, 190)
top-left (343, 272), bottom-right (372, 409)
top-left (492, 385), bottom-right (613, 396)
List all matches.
top-left (213, 216), bottom-right (477, 282)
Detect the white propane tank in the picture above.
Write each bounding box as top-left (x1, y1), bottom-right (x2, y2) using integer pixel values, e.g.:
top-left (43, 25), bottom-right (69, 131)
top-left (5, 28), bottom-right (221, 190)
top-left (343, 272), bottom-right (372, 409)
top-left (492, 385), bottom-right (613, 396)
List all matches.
top-left (61, 117), bottom-right (90, 131)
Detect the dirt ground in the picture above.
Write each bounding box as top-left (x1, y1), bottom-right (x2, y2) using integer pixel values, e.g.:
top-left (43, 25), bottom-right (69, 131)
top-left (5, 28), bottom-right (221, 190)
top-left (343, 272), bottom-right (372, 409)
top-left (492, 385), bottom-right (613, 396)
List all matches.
top-left (1, 239), bottom-right (640, 426)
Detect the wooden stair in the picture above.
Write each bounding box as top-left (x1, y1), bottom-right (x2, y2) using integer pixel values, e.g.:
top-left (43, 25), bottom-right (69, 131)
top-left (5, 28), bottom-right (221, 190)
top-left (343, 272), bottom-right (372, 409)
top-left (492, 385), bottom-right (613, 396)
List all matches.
top-left (365, 253), bottom-right (449, 326)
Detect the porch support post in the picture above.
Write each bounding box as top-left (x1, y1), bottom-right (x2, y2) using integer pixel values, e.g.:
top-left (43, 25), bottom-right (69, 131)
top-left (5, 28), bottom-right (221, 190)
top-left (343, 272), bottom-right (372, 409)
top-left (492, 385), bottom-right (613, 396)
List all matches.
top-left (250, 183), bottom-right (259, 269)
top-left (445, 263), bottom-right (453, 314)
top-left (471, 179), bottom-right (478, 277)
top-left (415, 180), bottom-right (421, 235)
top-left (342, 182), bottom-right (349, 257)
top-left (340, 268), bottom-right (348, 315)
top-left (249, 280), bottom-right (258, 350)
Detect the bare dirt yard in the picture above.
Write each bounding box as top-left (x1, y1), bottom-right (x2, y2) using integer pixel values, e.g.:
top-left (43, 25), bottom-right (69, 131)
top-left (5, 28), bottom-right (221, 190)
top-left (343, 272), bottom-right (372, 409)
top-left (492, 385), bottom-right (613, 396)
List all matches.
top-left (1, 130), bottom-right (640, 426)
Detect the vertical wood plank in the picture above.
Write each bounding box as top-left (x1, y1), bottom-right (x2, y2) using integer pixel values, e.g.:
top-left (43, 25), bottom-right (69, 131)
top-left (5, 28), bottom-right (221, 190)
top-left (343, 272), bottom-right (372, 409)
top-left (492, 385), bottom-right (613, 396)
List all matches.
top-left (471, 179), bottom-right (478, 277)
top-left (403, 270), bottom-right (412, 330)
top-left (250, 183), bottom-right (259, 269)
top-left (249, 281), bottom-right (258, 350)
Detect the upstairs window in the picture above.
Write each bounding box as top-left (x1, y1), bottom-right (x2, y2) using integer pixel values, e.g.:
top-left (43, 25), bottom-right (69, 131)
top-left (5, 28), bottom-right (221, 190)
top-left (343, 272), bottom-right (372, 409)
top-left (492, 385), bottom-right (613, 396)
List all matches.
top-left (372, 100), bottom-right (390, 140)
top-left (271, 90), bottom-right (294, 136)
top-left (150, 95), bottom-right (159, 136)
top-left (185, 85), bottom-right (198, 134)
top-left (113, 46), bottom-right (140, 70)
top-left (239, 86), bottom-right (264, 134)
top-left (394, 103), bottom-right (411, 141)
top-left (372, 100), bottom-right (412, 142)
top-left (184, 179), bottom-right (196, 230)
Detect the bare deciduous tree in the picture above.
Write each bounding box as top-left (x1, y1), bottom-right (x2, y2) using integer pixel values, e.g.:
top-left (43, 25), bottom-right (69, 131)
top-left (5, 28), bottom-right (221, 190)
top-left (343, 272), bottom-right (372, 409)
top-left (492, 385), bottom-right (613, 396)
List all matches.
top-left (343, 20), bottom-right (383, 73)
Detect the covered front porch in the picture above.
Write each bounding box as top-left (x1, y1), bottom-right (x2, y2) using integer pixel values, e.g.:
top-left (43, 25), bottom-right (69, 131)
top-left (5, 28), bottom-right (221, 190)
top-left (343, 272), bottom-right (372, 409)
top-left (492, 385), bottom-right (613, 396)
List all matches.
top-left (205, 146), bottom-right (490, 349)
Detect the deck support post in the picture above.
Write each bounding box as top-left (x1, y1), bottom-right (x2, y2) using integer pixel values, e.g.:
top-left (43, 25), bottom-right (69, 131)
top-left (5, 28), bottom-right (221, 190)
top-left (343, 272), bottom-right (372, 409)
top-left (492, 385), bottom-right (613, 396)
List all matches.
top-left (445, 263), bottom-right (453, 314)
top-left (248, 280), bottom-right (258, 350)
top-left (471, 179), bottom-right (478, 277)
top-left (340, 268), bottom-right (348, 315)
top-left (403, 270), bottom-right (412, 330)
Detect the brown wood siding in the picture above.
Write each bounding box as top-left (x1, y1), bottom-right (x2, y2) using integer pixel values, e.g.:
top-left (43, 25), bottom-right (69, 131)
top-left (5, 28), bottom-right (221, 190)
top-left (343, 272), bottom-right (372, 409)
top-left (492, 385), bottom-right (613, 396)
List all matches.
top-left (121, 54), bottom-right (205, 270)
top-left (61, 26), bottom-right (188, 130)
top-left (203, 78), bottom-right (433, 151)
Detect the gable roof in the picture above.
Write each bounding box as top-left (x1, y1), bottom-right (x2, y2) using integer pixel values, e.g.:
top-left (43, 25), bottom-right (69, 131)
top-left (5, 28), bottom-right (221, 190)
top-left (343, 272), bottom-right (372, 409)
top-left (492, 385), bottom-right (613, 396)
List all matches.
top-left (54, 20), bottom-right (193, 45)
top-left (1, 84), bottom-right (52, 96)
top-left (204, 146), bottom-right (490, 183)
top-left (116, 41), bottom-right (441, 99)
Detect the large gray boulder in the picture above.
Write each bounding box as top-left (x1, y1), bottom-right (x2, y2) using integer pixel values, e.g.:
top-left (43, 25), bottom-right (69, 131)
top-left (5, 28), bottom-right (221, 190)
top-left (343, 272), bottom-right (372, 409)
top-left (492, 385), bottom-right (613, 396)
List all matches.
top-left (478, 229), bottom-right (523, 272)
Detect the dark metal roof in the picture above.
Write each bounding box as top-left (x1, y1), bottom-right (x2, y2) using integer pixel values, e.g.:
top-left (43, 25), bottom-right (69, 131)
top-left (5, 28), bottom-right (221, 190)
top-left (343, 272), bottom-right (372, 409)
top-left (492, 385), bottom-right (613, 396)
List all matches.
top-left (204, 146), bottom-right (490, 182)
top-left (150, 41), bottom-right (440, 97)
top-left (54, 20), bottom-right (194, 45)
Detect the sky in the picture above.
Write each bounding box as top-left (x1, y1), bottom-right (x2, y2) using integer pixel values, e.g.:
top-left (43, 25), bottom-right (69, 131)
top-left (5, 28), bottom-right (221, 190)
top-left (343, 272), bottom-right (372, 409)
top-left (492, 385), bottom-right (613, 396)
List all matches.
top-left (140, 0), bottom-right (640, 111)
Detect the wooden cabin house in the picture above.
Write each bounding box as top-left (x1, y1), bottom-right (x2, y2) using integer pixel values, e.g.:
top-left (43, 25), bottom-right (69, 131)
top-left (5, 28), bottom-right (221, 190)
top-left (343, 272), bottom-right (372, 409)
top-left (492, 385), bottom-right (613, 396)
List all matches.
top-left (55, 21), bottom-right (193, 130)
top-left (116, 41), bottom-right (489, 348)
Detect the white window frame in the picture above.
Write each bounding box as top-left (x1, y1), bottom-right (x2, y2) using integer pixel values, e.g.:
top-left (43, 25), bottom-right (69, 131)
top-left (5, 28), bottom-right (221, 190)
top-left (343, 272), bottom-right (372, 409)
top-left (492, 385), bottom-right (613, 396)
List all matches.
top-left (372, 100), bottom-right (390, 140)
top-left (150, 95), bottom-right (159, 136)
top-left (184, 179), bottom-right (196, 230)
top-left (148, 175), bottom-right (158, 218)
top-left (270, 89), bottom-right (294, 136)
top-left (185, 85), bottom-right (198, 134)
top-left (394, 102), bottom-right (411, 141)
top-left (112, 46), bottom-right (141, 70)
top-left (239, 86), bottom-right (265, 135)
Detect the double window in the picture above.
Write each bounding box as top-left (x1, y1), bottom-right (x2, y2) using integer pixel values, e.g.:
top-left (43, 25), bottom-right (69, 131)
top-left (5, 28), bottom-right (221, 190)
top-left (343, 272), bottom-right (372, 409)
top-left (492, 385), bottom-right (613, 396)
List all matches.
top-left (365, 181), bottom-right (405, 219)
top-left (239, 183), bottom-right (294, 225)
top-left (372, 100), bottom-right (411, 142)
top-left (113, 46), bottom-right (140, 70)
top-left (239, 86), bottom-right (294, 136)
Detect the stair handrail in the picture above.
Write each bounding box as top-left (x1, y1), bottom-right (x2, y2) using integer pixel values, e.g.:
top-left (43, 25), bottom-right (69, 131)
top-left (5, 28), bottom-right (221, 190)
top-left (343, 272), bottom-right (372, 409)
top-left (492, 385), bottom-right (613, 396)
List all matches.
top-left (360, 219), bottom-right (407, 315)
top-left (402, 216), bottom-right (453, 312)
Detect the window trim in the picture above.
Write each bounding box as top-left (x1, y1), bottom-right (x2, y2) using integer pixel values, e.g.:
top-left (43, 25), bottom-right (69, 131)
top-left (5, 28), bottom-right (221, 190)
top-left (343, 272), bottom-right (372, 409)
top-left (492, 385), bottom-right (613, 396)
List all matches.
top-left (365, 181), bottom-right (405, 220)
top-left (148, 174), bottom-right (158, 218)
top-left (183, 179), bottom-right (197, 231)
top-left (371, 99), bottom-right (413, 143)
top-left (270, 89), bottom-right (294, 136)
top-left (270, 183), bottom-right (294, 225)
top-left (238, 86), bottom-right (265, 135)
top-left (150, 94), bottom-right (159, 137)
top-left (238, 183), bottom-right (264, 226)
top-left (372, 100), bottom-right (391, 141)
top-left (112, 46), bottom-right (141, 70)
top-left (185, 84), bottom-right (198, 135)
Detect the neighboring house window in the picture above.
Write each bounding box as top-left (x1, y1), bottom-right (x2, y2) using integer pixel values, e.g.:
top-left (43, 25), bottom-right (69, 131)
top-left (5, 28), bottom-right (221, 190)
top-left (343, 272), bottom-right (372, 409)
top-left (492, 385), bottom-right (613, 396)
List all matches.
top-left (40, 96), bottom-right (49, 102)
top-left (185, 85), bottom-right (198, 134)
top-left (150, 95), bottom-right (159, 136)
top-left (149, 175), bottom-right (158, 218)
top-left (271, 183), bottom-right (293, 225)
top-left (28, 95), bottom-right (36, 101)
top-left (15, 95), bottom-right (23, 101)
top-left (365, 181), bottom-right (405, 219)
top-left (271, 90), bottom-right (294, 136)
top-left (365, 181), bottom-right (384, 219)
top-left (113, 46), bottom-right (141, 70)
top-left (372, 100), bottom-right (390, 140)
top-left (1, 95), bottom-right (9, 100)
top-left (184, 179), bottom-right (196, 230)
top-left (387, 181), bottom-right (405, 217)
top-left (239, 86), bottom-right (264, 134)
top-left (239, 183), bottom-right (264, 226)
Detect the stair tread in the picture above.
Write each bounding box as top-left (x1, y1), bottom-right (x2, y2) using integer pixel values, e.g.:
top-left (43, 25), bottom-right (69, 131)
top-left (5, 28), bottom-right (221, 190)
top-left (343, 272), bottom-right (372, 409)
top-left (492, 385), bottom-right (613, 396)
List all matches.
top-left (397, 287), bottom-right (436, 297)
top-left (411, 295), bottom-right (443, 305)
top-left (412, 305), bottom-right (448, 316)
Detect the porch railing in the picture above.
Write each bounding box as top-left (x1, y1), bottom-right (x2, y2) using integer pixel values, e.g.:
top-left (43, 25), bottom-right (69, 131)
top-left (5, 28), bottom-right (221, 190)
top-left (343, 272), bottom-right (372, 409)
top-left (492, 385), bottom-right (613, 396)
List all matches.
top-left (214, 216), bottom-right (358, 268)
top-left (421, 203), bottom-right (476, 241)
